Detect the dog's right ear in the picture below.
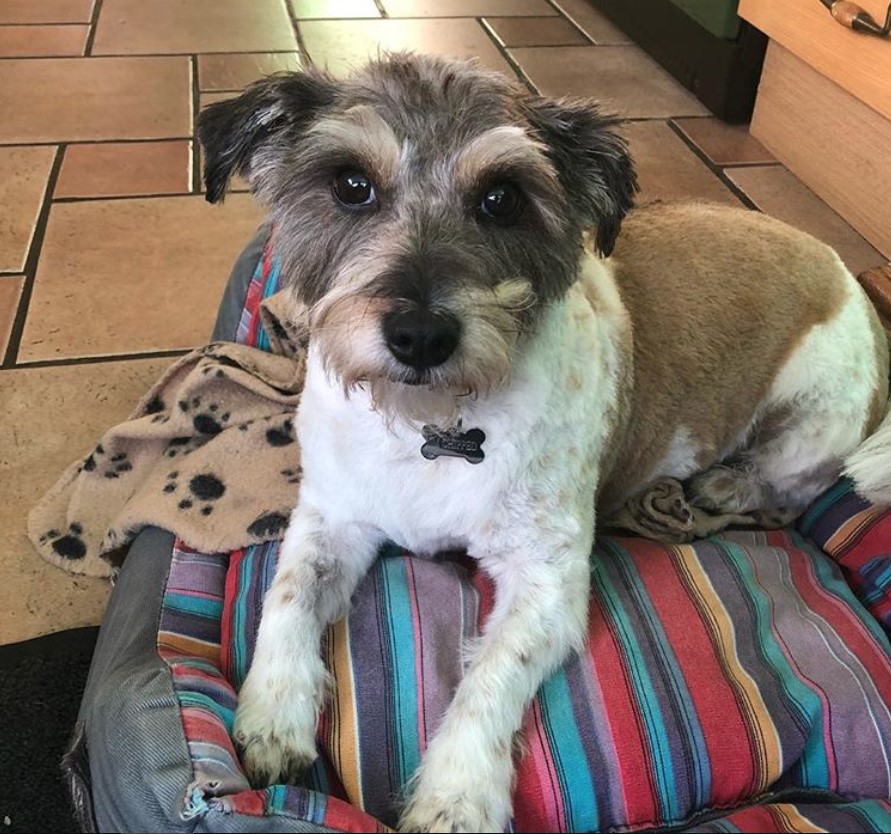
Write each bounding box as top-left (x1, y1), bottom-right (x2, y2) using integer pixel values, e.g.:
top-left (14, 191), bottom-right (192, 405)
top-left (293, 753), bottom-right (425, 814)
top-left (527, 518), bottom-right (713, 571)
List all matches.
top-left (198, 70), bottom-right (339, 203)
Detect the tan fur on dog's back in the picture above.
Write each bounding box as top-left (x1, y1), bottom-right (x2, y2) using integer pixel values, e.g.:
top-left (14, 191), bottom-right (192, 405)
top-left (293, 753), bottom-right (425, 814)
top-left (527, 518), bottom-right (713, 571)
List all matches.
top-left (597, 201), bottom-right (858, 511)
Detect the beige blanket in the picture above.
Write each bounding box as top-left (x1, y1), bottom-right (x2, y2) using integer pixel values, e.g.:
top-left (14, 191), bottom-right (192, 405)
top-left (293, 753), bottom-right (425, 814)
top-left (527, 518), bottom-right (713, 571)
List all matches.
top-left (29, 292), bottom-right (756, 578)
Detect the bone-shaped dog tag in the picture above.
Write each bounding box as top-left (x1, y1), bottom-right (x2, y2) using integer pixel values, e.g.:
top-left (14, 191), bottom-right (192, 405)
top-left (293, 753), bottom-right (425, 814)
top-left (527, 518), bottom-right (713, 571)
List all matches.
top-left (420, 424), bottom-right (485, 464)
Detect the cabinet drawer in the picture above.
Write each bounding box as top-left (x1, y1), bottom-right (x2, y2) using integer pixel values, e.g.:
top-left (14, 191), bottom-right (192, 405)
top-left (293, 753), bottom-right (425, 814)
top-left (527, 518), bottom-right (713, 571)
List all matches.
top-left (739, 0), bottom-right (891, 120)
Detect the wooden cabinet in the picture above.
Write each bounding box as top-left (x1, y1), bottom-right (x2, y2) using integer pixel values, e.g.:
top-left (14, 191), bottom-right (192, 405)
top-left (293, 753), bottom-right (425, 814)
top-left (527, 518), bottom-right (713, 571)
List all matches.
top-left (739, 0), bottom-right (891, 258)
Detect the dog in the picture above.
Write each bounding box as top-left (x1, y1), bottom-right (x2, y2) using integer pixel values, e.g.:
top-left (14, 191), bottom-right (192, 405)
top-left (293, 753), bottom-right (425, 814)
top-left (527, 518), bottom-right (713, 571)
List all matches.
top-left (198, 53), bottom-right (891, 832)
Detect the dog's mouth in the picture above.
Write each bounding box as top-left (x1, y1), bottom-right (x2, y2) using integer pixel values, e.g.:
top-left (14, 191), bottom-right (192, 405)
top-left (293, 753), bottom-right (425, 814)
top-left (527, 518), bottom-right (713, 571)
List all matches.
top-left (397, 370), bottom-right (431, 387)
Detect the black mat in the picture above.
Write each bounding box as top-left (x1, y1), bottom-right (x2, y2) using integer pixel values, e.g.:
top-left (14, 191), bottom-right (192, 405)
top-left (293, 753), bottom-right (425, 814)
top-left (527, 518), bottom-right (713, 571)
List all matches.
top-left (0, 627), bottom-right (98, 833)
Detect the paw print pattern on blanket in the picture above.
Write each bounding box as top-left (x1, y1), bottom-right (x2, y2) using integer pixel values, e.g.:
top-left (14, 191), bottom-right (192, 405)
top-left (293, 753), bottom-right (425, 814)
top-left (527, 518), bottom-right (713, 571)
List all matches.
top-left (246, 511), bottom-right (289, 538)
top-left (163, 471), bottom-right (227, 517)
top-left (164, 436), bottom-right (208, 459)
top-left (82, 444), bottom-right (133, 479)
top-left (145, 395), bottom-right (166, 415)
top-left (265, 417), bottom-right (295, 446)
top-left (39, 522), bottom-right (87, 560)
top-left (178, 395), bottom-right (232, 435)
top-left (281, 465), bottom-right (302, 485)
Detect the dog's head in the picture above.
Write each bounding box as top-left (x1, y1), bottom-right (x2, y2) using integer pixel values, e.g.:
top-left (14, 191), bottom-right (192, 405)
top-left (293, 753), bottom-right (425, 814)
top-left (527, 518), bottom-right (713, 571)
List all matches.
top-left (198, 53), bottom-right (637, 422)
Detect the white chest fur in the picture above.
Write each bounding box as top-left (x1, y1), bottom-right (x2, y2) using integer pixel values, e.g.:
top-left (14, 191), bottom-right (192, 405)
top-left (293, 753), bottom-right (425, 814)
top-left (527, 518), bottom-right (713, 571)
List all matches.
top-left (295, 254), bottom-right (628, 557)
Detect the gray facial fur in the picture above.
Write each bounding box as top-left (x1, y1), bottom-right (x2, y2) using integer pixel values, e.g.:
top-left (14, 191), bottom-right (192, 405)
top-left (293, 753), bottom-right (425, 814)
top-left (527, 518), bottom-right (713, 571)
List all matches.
top-left (198, 53), bottom-right (637, 409)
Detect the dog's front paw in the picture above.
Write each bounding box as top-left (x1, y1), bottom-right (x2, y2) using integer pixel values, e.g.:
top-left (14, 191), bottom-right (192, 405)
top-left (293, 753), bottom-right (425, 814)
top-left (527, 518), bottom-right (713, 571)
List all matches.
top-left (399, 794), bottom-right (505, 834)
top-left (233, 662), bottom-right (327, 787)
top-left (399, 739), bottom-right (512, 833)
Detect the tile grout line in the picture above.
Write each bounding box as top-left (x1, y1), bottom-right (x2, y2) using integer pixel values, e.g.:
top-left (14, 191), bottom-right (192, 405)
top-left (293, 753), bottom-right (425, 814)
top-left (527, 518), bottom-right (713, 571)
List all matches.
top-left (665, 118), bottom-right (760, 211)
top-left (284, 1), bottom-right (312, 65)
top-left (476, 18), bottom-right (537, 94)
top-left (721, 160), bottom-right (784, 170)
top-left (541, 0), bottom-right (596, 44)
top-left (190, 55), bottom-right (201, 194)
top-left (2, 145), bottom-right (65, 369)
top-left (9, 348), bottom-right (192, 372)
top-left (83, 0), bottom-right (104, 56)
top-left (0, 22), bottom-right (92, 27)
top-left (0, 50), bottom-right (301, 60)
top-left (51, 190), bottom-right (247, 204)
top-left (1, 137), bottom-right (194, 148)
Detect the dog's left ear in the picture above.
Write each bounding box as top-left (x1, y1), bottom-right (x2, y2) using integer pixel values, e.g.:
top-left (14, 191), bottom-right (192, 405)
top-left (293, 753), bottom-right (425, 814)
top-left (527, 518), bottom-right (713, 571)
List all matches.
top-left (526, 97), bottom-right (638, 257)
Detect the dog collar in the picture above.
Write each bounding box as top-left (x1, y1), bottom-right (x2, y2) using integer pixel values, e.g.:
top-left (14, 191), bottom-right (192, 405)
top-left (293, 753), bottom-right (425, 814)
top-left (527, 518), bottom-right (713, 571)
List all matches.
top-left (420, 421), bottom-right (485, 464)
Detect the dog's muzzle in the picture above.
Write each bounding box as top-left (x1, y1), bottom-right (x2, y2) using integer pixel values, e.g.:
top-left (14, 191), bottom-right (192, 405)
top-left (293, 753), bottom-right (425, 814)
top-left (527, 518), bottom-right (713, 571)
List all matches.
top-left (382, 308), bottom-right (461, 372)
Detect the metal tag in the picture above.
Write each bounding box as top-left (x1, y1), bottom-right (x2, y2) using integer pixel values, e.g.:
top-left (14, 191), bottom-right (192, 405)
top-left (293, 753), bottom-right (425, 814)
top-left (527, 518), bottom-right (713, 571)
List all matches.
top-left (420, 424), bottom-right (485, 464)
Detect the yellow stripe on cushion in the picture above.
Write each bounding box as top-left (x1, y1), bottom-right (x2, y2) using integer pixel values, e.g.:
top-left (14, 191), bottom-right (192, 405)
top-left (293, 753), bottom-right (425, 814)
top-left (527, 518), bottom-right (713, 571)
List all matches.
top-left (771, 803), bottom-right (828, 833)
top-left (328, 616), bottom-right (363, 807)
top-left (825, 506), bottom-right (887, 556)
top-left (674, 545), bottom-right (783, 792)
top-left (158, 631), bottom-right (221, 664)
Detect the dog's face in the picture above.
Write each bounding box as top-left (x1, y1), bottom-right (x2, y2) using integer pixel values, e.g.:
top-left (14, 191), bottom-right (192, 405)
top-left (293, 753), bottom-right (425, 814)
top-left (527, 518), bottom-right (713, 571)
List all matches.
top-left (199, 54), bottom-right (637, 421)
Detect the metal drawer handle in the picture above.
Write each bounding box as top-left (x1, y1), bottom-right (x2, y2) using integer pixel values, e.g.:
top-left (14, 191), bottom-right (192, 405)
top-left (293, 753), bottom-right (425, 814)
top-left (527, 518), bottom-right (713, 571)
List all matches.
top-left (819, 0), bottom-right (891, 36)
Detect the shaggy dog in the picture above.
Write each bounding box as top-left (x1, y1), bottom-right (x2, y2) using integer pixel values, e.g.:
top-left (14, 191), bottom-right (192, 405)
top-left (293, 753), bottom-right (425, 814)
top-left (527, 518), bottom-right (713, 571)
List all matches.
top-left (198, 53), bottom-right (891, 832)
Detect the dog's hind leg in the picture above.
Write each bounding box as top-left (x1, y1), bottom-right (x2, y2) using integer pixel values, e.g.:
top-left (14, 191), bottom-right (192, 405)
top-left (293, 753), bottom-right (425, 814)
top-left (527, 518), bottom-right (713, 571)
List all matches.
top-left (689, 281), bottom-right (885, 526)
top-left (233, 503), bottom-right (384, 786)
top-left (687, 406), bottom-right (853, 525)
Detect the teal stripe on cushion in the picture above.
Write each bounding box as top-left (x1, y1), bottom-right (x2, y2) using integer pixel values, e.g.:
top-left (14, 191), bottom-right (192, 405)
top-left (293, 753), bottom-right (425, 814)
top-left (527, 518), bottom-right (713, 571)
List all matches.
top-left (798, 478), bottom-right (853, 535)
top-left (795, 530), bottom-right (891, 648)
top-left (611, 542), bottom-right (712, 807)
top-left (163, 592), bottom-right (223, 619)
top-left (539, 668), bottom-right (599, 830)
top-left (267, 784), bottom-right (328, 824)
top-left (848, 799), bottom-right (891, 831)
top-left (380, 557), bottom-right (421, 786)
top-left (863, 559), bottom-right (891, 607)
top-left (267, 784), bottom-right (288, 811)
top-left (593, 555), bottom-right (680, 821)
top-left (178, 691), bottom-right (235, 729)
top-left (230, 546), bottom-right (256, 688)
top-left (255, 255), bottom-right (282, 353)
top-left (720, 541), bottom-right (830, 788)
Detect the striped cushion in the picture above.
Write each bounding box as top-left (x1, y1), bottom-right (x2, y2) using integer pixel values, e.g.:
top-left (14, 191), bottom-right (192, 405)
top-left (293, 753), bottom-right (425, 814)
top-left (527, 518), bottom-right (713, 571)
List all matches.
top-left (159, 531), bottom-right (891, 832)
top-left (150, 237), bottom-right (891, 832)
top-left (799, 478), bottom-right (891, 629)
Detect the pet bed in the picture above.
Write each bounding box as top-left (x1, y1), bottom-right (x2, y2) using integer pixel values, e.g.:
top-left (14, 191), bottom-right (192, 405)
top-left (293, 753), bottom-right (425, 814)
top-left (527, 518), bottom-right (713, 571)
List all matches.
top-left (67, 227), bottom-right (891, 833)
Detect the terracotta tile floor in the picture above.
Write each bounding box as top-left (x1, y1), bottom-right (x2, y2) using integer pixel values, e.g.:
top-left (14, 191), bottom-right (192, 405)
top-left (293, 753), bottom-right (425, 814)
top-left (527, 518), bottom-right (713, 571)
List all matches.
top-left (0, 0), bottom-right (887, 645)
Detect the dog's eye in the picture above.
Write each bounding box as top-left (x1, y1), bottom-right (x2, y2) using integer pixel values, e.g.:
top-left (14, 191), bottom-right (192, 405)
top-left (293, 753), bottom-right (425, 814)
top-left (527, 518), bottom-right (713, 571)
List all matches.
top-left (333, 169), bottom-right (376, 208)
top-left (478, 183), bottom-right (524, 225)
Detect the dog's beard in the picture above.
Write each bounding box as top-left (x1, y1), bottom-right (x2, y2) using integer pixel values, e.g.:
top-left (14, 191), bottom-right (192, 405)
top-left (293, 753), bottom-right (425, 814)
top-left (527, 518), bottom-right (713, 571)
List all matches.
top-left (309, 279), bottom-right (536, 427)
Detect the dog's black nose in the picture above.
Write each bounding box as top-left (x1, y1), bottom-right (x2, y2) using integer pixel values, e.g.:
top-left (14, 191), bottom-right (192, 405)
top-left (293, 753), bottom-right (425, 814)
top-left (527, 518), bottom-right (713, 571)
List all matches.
top-left (383, 309), bottom-right (461, 371)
